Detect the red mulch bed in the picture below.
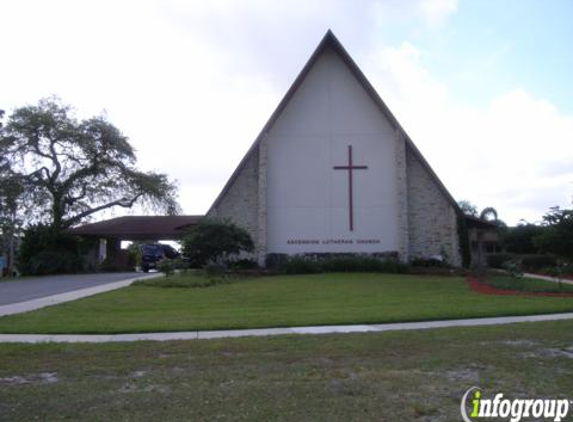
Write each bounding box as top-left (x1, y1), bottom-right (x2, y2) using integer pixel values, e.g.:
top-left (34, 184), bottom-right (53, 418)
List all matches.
top-left (467, 277), bottom-right (573, 297)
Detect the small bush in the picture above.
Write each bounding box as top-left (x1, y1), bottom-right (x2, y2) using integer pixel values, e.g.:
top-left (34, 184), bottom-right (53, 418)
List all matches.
top-left (503, 260), bottom-right (523, 279)
top-left (486, 253), bottom-right (514, 269)
top-left (157, 258), bottom-right (176, 277)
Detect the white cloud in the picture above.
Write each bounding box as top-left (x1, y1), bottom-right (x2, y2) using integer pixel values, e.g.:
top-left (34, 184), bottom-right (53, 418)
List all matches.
top-left (365, 42), bottom-right (573, 224)
top-left (417, 0), bottom-right (459, 28)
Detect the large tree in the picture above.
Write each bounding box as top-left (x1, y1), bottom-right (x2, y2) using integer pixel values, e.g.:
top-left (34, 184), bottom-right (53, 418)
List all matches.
top-left (534, 205), bottom-right (573, 259)
top-left (0, 98), bottom-right (179, 231)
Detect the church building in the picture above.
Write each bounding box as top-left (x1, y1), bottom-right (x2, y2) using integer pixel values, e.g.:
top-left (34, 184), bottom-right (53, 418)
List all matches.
top-left (208, 31), bottom-right (464, 267)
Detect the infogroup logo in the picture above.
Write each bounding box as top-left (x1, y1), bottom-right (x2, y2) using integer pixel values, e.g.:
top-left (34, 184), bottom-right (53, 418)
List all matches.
top-left (461, 387), bottom-right (570, 422)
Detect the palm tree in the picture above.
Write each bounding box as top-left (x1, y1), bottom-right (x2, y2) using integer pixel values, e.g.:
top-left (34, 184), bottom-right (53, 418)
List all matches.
top-left (479, 207), bottom-right (498, 222)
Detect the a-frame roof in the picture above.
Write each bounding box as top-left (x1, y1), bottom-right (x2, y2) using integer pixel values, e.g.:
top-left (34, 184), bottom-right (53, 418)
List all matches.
top-left (209, 30), bottom-right (461, 215)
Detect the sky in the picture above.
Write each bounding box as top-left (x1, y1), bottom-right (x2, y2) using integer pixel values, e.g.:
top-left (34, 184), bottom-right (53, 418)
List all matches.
top-left (1, 0), bottom-right (572, 226)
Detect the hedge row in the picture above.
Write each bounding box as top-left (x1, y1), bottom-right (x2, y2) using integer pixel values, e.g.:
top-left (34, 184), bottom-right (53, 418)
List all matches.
top-left (263, 254), bottom-right (449, 275)
top-left (486, 253), bottom-right (558, 271)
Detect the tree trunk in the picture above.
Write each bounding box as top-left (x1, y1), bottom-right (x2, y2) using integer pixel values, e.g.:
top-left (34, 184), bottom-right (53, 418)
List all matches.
top-left (7, 209), bottom-right (16, 276)
top-left (52, 193), bottom-right (65, 232)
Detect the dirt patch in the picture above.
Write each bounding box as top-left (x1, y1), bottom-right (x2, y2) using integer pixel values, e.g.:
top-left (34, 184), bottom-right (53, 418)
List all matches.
top-left (519, 345), bottom-right (573, 359)
top-left (444, 369), bottom-right (480, 383)
top-left (131, 370), bottom-right (147, 378)
top-left (0, 372), bottom-right (58, 385)
top-left (498, 340), bottom-right (540, 347)
top-left (120, 382), bottom-right (171, 394)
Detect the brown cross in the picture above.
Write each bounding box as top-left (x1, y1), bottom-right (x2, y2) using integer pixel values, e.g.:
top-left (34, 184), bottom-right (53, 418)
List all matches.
top-left (333, 145), bottom-right (368, 231)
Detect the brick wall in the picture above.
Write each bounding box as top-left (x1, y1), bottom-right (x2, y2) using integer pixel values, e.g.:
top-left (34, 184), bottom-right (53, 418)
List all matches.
top-left (406, 147), bottom-right (461, 266)
top-left (207, 145), bottom-right (261, 261)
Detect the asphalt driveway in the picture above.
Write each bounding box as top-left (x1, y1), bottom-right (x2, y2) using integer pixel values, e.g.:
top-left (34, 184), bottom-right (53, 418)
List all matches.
top-left (0, 273), bottom-right (144, 305)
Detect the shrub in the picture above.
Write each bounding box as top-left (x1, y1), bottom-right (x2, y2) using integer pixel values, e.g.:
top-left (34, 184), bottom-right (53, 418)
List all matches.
top-left (265, 253), bottom-right (289, 270)
top-left (156, 258), bottom-right (176, 277)
top-left (520, 254), bottom-right (557, 271)
top-left (502, 260), bottom-right (523, 279)
top-left (132, 273), bottom-right (227, 288)
top-left (486, 253), bottom-right (514, 269)
top-left (228, 259), bottom-right (258, 270)
top-left (322, 256), bottom-right (408, 273)
top-left (25, 251), bottom-right (82, 275)
top-left (410, 257), bottom-right (448, 268)
top-left (278, 257), bottom-right (322, 274)
top-left (98, 257), bottom-right (122, 273)
top-left (273, 254), bottom-right (409, 275)
top-left (182, 218), bottom-right (254, 266)
top-left (18, 224), bottom-right (91, 275)
top-left (502, 224), bottom-right (545, 254)
top-left (203, 262), bottom-right (229, 283)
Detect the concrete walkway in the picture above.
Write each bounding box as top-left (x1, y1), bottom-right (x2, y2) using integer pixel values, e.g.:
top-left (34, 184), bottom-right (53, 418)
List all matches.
top-left (524, 272), bottom-right (573, 285)
top-left (0, 272), bottom-right (161, 305)
top-left (1, 312), bottom-right (572, 343)
top-left (0, 273), bottom-right (162, 317)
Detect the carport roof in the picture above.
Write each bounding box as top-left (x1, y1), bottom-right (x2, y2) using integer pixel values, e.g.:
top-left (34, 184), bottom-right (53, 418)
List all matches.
top-left (68, 215), bottom-right (203, 240)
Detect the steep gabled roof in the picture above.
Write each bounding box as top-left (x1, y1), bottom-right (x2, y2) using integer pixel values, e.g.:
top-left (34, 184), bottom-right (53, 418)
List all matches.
top-left (209, 30), bottom-right (461, 214)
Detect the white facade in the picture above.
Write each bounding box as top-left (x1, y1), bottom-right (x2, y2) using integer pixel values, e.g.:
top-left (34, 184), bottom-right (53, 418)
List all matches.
top-left (266, 47), bottom-right (399, 254)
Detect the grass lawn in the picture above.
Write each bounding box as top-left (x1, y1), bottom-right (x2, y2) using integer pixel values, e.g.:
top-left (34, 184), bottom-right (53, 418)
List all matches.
top-left (1, 273), bottom-right (573, 334)
top-left (1, 320), bottom-right (573, 421)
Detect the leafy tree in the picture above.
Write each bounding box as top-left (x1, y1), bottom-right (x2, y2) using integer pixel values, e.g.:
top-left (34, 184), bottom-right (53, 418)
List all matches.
top-left (0, 98), bottom-right (179, 231)
top-left (182, 219), bottom-right (254, 266)
top-left (0, 175), bottom-right (27, 274)
top-left (534, 205), bottom-right (573, 259)
top-left (501, 222), bottom-right (545, 254)
top-left (458, 200), bottom-right (478, 217)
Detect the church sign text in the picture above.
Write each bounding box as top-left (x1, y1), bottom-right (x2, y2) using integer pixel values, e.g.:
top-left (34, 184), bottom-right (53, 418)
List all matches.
top-left (286, 239), bottom-right (381, 245)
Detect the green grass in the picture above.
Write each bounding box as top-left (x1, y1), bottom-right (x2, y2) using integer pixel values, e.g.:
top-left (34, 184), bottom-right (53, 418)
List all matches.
top-left (487, 275), bottom-right (573, 293)
top-left (1, 320), bottom-right (573, 421)
top-left (1, 273), bottom-right (573, 334)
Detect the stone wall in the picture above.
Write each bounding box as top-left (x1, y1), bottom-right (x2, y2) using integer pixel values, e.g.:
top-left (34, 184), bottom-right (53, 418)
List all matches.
top-left (406, 146), bottom-right (461, 266)
top-left (207, 145), bottom-right (261, 260)
top-left (395, 130), bottom-right (409, 262)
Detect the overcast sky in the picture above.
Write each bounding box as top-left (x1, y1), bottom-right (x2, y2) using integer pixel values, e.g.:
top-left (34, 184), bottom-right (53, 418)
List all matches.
top-left (1, 0), bottom-right (572, 225)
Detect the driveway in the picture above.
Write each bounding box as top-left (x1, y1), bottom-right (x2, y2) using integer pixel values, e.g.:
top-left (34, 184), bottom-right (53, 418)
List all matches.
top-left (0, 273), bottom-right (146, 306)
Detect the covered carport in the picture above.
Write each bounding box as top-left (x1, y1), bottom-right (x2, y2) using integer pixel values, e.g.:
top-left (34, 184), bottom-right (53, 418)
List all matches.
top-left (68, 215), bottom-right (202, 270)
